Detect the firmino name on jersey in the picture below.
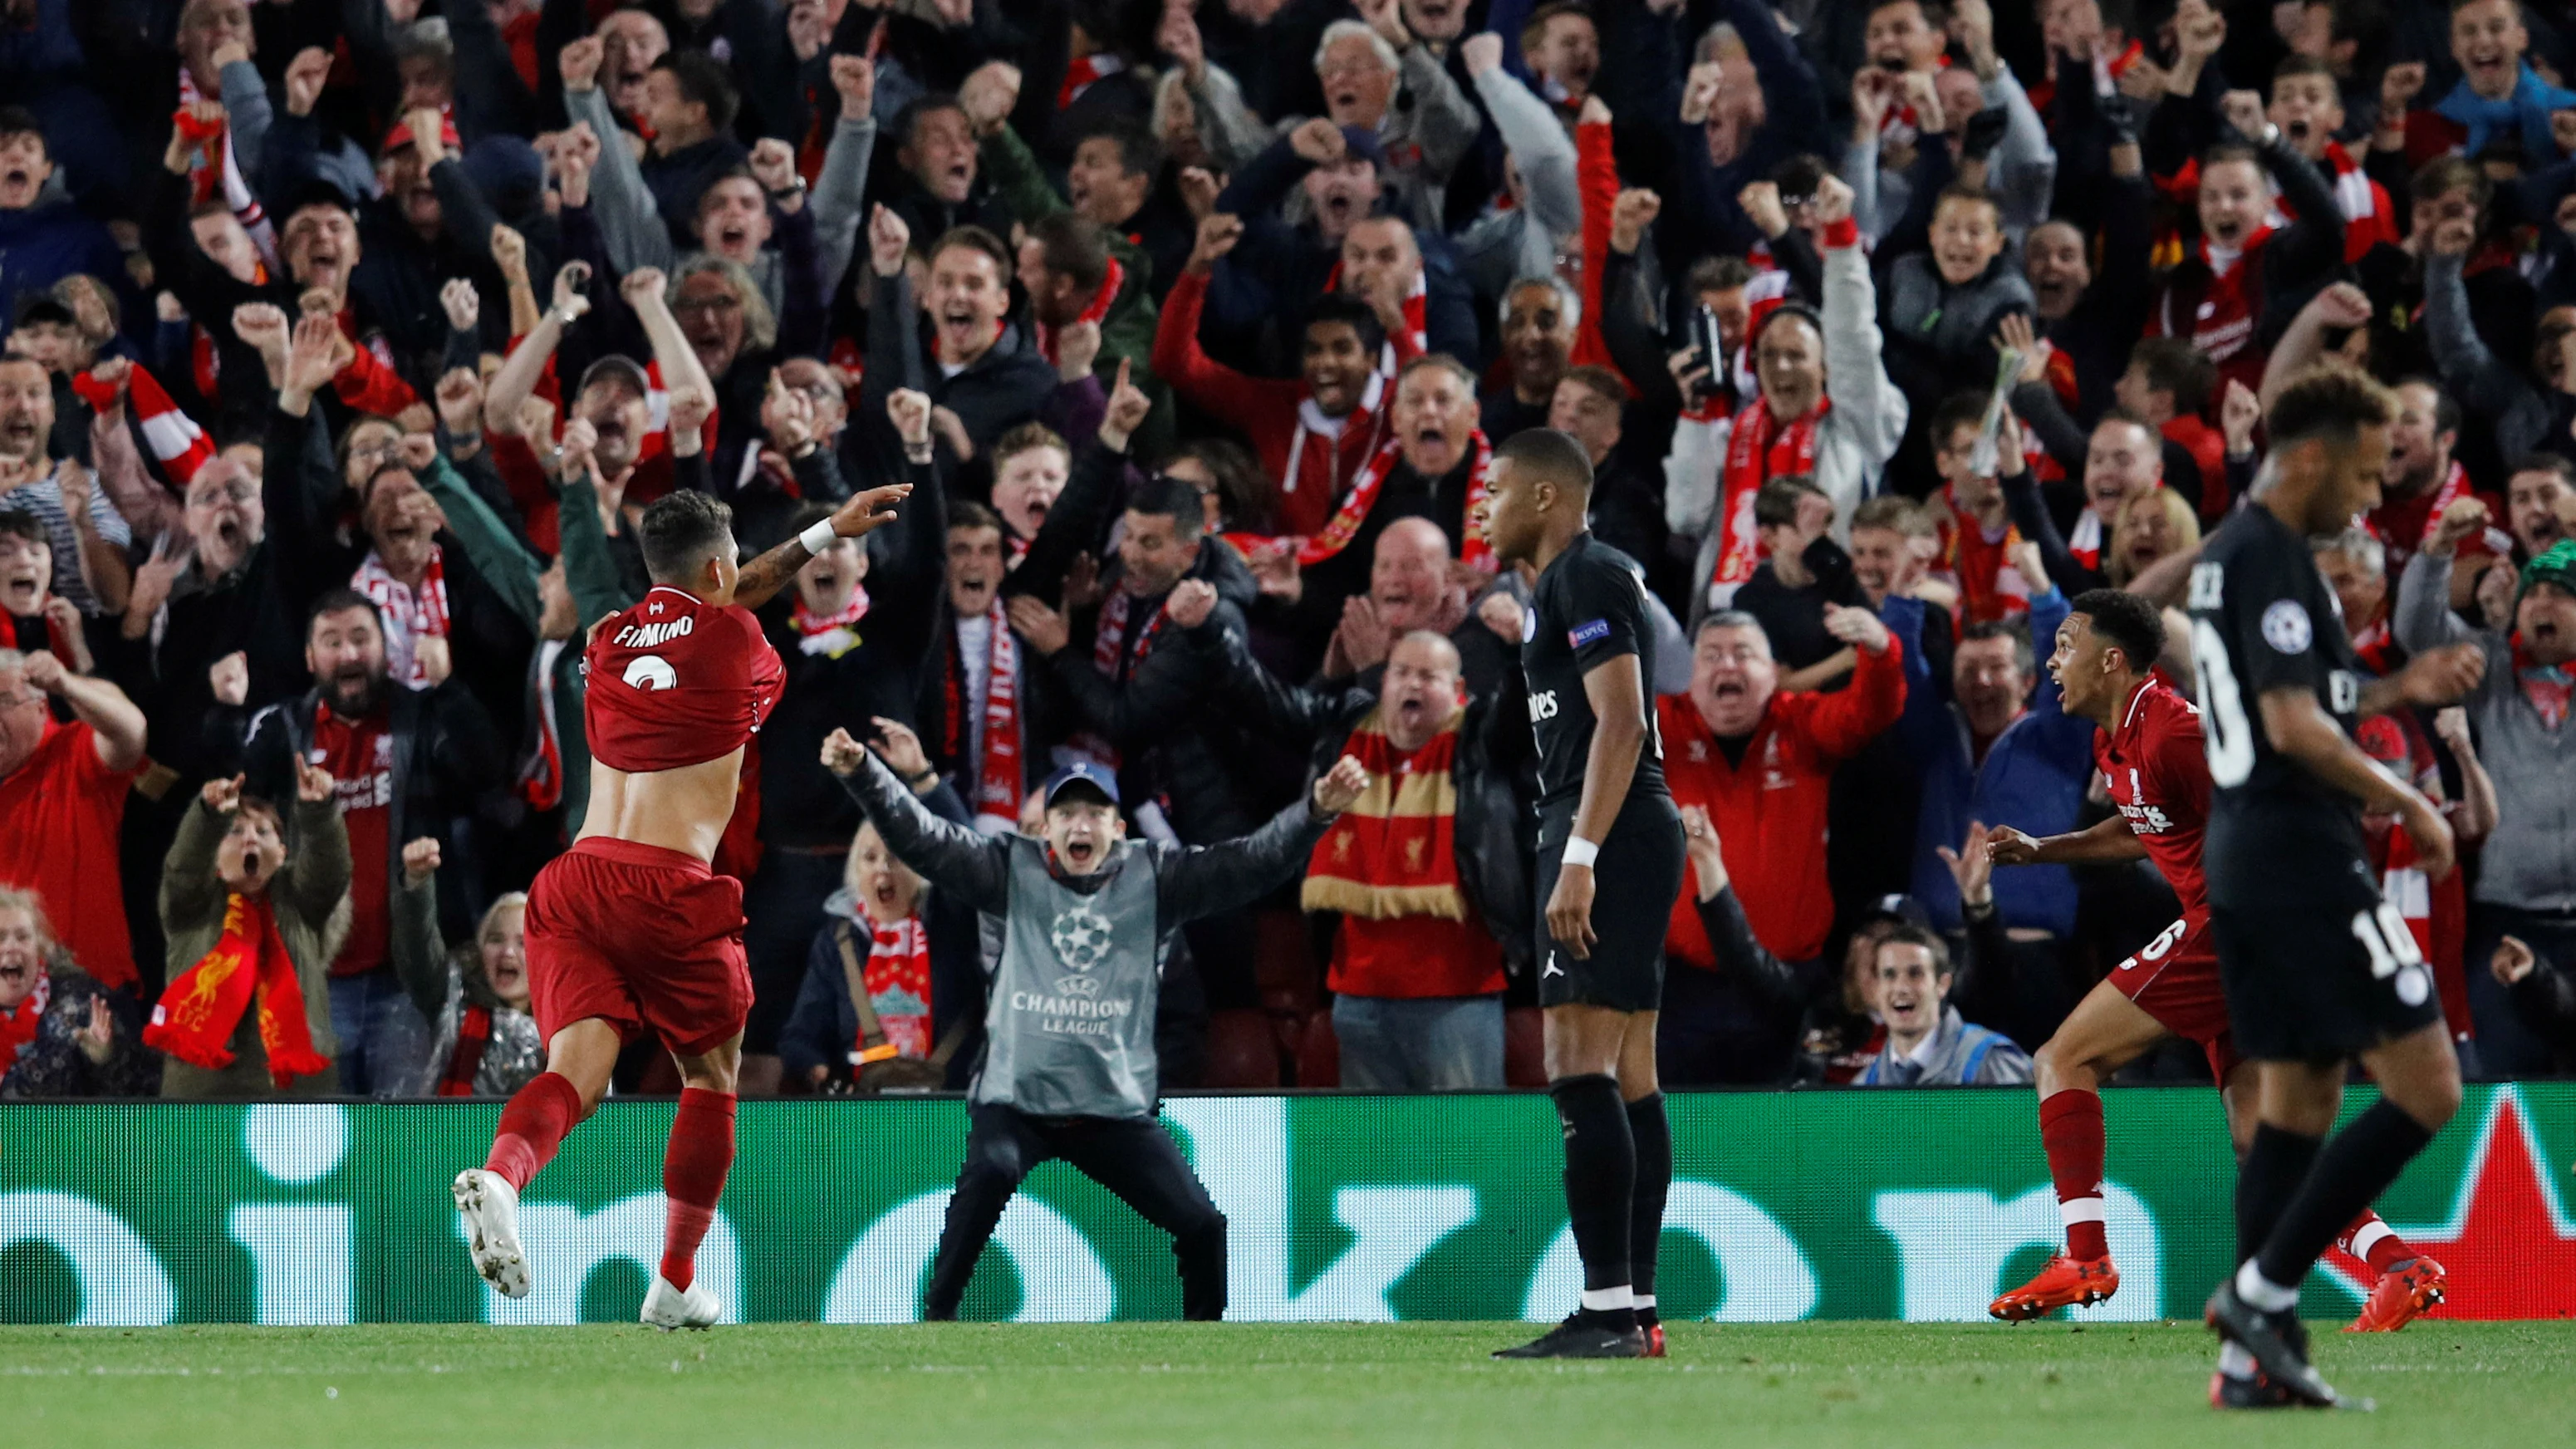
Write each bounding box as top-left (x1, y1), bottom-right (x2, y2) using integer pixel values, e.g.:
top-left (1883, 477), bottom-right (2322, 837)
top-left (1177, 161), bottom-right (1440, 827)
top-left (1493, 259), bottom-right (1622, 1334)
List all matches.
top-left (616, 616), bottom-right (698, 649)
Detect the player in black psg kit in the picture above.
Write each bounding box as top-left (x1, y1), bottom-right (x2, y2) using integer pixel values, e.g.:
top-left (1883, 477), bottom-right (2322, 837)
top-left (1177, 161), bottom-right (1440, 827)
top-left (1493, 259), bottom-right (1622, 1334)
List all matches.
top-left (1479, 429), bottom-right (1686, 1361)
top-left (2186, 368), bottom-right (2487, 1411)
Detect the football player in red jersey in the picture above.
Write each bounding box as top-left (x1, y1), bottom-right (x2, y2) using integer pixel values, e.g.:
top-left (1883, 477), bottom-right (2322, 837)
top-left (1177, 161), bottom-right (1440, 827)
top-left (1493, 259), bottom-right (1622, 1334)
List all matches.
top-left (451, 459), bottom-right (910, 1329)
top-left (1980, 590), bottom-right (2445, 1341)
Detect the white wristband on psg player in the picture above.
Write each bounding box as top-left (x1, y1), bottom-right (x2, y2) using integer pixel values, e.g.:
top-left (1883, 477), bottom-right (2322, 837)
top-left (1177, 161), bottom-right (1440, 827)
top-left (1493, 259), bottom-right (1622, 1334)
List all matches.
top-left (1561, 837), bottom-right (1601, 870)
top-left (798, 518), bottom-right (839, 556)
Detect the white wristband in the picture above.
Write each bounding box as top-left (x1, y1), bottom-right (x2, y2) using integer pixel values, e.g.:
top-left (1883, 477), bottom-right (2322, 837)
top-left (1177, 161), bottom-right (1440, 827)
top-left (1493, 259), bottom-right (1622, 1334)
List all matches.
top-left (1561, 837), bottom-right (1601, 870)
top-left (798, 518), bottom-right (838, 556)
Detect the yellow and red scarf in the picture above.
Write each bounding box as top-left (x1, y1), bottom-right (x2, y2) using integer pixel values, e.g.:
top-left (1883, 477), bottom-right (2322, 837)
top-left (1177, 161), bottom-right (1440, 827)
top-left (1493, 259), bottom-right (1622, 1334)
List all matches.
top-left (1301, 705), bottom-right (1469, 921)
top-left (145, 892), bottom-right (331, 1088)
top-left (862, 916), bottom-right (934, 1059)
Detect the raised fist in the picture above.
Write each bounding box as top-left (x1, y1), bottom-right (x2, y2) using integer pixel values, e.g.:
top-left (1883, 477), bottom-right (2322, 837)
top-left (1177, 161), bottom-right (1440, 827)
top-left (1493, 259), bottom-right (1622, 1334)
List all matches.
top-left (560, 35), bottom-right (605, 92)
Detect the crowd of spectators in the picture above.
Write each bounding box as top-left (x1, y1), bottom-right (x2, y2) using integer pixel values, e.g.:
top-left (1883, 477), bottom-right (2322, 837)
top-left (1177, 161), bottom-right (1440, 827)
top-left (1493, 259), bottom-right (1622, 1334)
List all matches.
top-left (7, 0), bottom-right (2576, 1102)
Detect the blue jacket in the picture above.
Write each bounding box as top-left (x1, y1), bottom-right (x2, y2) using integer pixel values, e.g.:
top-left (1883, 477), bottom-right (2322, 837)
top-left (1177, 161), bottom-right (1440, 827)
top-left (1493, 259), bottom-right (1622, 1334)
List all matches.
top-left (1894, 587), bottom-right (2094, 936)
top-left (0, 197), bottom-right (122, 320)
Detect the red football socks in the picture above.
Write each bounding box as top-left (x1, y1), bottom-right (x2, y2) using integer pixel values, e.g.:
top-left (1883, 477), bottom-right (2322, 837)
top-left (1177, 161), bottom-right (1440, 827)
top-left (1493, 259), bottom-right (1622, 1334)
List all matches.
top-left (2039, 1090), bottom-right (2110, 1261)
top-left (485, 1072), bottom-right (583, 1192)
top-left (660, 1088), bottom-right (738, 1292)
top-left (2337, 1209), bottom-right (2414, 1271)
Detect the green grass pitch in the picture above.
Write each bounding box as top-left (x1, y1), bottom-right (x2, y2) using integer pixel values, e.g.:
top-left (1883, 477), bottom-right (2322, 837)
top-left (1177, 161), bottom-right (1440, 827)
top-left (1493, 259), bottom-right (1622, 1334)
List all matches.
top-left (4, 1320), bottom-right (2570, 1448)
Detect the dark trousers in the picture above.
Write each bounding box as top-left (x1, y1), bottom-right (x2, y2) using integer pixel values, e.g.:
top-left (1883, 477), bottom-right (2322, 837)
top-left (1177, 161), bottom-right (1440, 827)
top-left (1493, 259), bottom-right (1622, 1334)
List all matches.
top-left (925, 1103), bottom-right (1228, 1321)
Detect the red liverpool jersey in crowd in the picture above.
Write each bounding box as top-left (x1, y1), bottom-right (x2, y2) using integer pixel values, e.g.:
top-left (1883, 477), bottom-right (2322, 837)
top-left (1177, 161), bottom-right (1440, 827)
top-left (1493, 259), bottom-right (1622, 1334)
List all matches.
top-left (2095, 677), bottom-right (2210, 923)
top-left (585, 586), bottom-right (786, 772)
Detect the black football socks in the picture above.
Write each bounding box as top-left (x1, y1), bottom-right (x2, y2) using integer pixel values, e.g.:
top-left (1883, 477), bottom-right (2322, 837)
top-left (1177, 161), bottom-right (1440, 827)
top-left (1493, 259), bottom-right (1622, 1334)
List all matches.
top-left (2250, 1101), bottom-right (2436, 1302)
top-left (1626, 1093), bottom-right (1671, 1329)
top-left (1551, 1073), bottom-right (1636, 1329)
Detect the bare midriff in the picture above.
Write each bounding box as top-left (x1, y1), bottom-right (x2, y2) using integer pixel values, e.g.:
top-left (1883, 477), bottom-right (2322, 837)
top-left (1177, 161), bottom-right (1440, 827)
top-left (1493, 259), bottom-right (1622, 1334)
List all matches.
top-left (577, 746), bottom-right (748, 862)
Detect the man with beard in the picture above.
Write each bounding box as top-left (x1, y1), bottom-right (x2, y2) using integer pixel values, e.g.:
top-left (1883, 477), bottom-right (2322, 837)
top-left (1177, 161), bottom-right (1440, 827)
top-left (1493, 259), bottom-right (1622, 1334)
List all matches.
top-left (561, 40), bottom-right (747, 258)
top-left (857, 207), bottom-right (1058, 491)
top-left (0, 355), bottom-right (130, 618)
top-left (241, 590), bottom-right (503, 1094)
top-left (0, 646), bottom-right (147, 993)
top-left (1484, 278), bottom-right (1577, 443)
top-left (2365, 379), bottom-right (2496, 585)
top-left (2505, 456), bottom-right (2576, 561)
top-left (1157, 213), bottom-right (1396, 538)
top-left (2019, 111), bottom-right (2150, 418)
top-left (1248, 354), bottom-right (1492, 664)
top-left (1656, 607), bottom-right (1905, 1085)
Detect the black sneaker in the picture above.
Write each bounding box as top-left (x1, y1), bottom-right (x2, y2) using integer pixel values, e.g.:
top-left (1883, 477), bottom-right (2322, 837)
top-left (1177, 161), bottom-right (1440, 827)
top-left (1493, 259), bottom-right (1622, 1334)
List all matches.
top-left (1493, 1313), bottom-right (1648, 1359)
top-left (2209, 1369), bottom-right (2298, 1410)
top-left (2204, 1279), bottom-right (2355, 1409)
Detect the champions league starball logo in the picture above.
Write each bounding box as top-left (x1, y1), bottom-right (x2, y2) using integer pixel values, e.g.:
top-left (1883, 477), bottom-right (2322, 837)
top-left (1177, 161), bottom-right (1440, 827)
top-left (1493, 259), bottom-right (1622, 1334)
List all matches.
top-left (1048, 901), bottom-right (1114, 974)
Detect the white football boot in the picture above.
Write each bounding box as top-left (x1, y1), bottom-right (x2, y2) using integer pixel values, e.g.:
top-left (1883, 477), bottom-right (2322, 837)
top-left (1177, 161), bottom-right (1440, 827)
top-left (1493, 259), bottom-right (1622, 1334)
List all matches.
top-left (640, 1273), bottom-right (723, 1330)
top-left (452, 1168), bottom-right (531, 1299)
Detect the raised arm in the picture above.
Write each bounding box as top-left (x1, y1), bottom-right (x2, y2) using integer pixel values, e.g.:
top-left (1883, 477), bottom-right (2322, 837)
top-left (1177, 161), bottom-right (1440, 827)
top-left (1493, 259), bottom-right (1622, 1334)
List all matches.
top-left (1155, 760), bottom-right (1360, 921)
top-left (730, 482), bottom-right (915, 611)
top-left (826, 731), bottom-right (1011, 915)
top-left (1815, 176), bottom-right (1908, 469)
top-left (562, 66), bottom-right (676, 278)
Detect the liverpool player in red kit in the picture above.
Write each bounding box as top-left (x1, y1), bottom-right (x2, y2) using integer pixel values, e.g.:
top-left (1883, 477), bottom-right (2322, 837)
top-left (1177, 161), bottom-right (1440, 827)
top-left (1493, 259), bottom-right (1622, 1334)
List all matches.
top-left (1980, 591), bottom-right (2445, 1336)
top-left (451, 479), bottom-right (910, 1329)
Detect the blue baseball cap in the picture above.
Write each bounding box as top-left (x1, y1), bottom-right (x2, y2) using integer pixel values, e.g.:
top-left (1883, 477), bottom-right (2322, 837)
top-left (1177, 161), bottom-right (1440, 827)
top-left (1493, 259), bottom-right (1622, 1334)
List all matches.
top-left (1042, 761), bottom-right (1120, 808)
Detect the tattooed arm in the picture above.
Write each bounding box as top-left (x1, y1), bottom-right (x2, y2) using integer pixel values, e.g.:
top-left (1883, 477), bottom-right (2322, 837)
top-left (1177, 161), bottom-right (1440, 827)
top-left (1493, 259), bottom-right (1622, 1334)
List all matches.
top-left (728, 482), bottom-right (914, 611)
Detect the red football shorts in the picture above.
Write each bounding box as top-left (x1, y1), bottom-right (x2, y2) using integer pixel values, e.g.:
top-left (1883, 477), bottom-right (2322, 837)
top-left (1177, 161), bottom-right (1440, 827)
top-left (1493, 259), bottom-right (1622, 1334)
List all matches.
top-left (527, 837), bottom-right (752, 1057)
top-left (2110, 915), bottom-right (2240, 1083)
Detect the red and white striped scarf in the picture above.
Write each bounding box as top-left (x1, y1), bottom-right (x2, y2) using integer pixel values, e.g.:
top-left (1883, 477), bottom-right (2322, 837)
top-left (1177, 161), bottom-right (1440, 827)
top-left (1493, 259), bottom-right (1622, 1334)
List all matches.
top-left (2067, 508), bottom-right (2106, 572)
top-left (1057, 53), bottom-right (1126, 109)
top-left (351, 546), bottom-right (451, 687)
top-left (1072, 587), bottom-right (1172, 772)
top-left (2258, 143), bottom-right (2398, 263)
top-left (1296, 430), bottom-right (1494, 570)
top-left (1710, 398), bottom-right (1830, 600)
top-left (1280, 370), bottom-right (1387, 507)
top-left (1033, 256), bottom-right (1125, 367)
top-left (969, 604), bottom-right (1021, 834)
top-left (71, 363), bottom-right (212, 485)
top-left (791, 586), bottom-right (870, 657)
top-left (176, 69), bottom-right (278, 271)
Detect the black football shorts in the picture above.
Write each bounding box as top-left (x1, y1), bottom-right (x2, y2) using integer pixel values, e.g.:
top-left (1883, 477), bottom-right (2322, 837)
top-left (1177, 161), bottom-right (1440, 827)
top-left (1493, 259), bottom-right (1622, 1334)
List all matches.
top-left (1534, 793), bottom-right (1685, 1012)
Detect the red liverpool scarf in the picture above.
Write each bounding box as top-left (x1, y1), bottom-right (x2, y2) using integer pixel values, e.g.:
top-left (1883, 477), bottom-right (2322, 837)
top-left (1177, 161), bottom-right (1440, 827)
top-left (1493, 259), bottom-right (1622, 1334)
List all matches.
top-left (1712, 399), bottom-right (1830, 596)
top-left (176, 68), bottom-right (278, 270)
top-left (435, 1003), bottom-right (493, 1097)
top-left (973, 606), bottom-right (1022, 833)
top-left (72, 363), bottom-right (213, 485)
top-left (1297, 430), bottom-right (1495, 569)
top-left (352, 546), bottom-right (451, 688)
top-left (791, 586), bottom-right (870, 658)
top-left (863, 916), bottom-right (934, 1059)
top-left (1301, 705), bottom-right (1468, 920)
top-left (145, 892), bottom-right (331, 1088)
top-left (1074, 589), bottom-right (1172, 771)
top-left (1942, 487), bottom-right (2032, 624)
top-left (0, 969), bottom-right (48, 1073)
top-left (2513, 636), bottom-right (2574, 729)
top-left (1034, 256), bottom-right (1125, 366)
top-left (1057, 53), bottom-right (1125, 109)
